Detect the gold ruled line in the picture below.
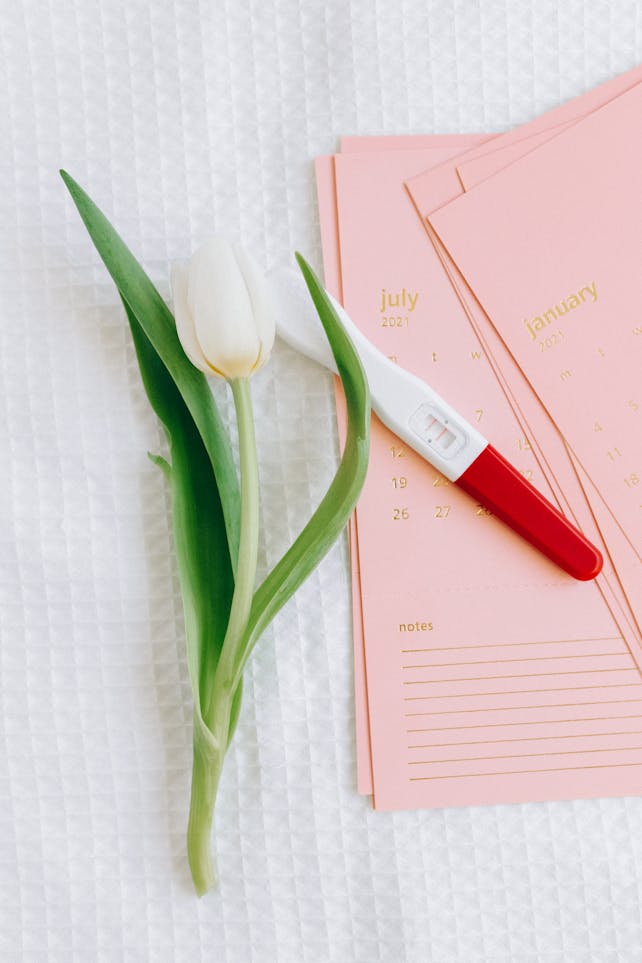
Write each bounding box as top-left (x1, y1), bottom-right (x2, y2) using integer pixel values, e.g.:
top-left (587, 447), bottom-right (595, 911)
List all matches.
top-left (410, 761), bottom-right (642, 781)
top-left (401, 637), bottom-right (623, 654)
top-left (404, 682), bottom-right (642, 700)
top-left (408, 729), bottom-right (642, 750)
top-left (409, 744), bottom-right (642, 766)
top-left (404, 686), bottom-right (642, 729)
top-left (402, 652), bottom-right (622, 670)
top-left (404, 668), bottom-right (640, 686)
top-left (406, 712), bottom-right (642, 733)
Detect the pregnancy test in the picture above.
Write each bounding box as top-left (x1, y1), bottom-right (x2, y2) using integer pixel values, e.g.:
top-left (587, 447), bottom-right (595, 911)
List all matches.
top-left (269, 265), bottom-right (603, 581)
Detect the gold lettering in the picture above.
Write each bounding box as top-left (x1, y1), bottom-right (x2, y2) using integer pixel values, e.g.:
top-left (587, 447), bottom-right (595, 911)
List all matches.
top-left (578, 282), bottom-right (598, 303)
top-left (380, 288), bottom-right (420, 312)
top-left (523, 282), bottom-right (597, 342)
top-left (393, 507), bottom-right (409, 520)
top-left (434, 505), bottom-right (451, 518)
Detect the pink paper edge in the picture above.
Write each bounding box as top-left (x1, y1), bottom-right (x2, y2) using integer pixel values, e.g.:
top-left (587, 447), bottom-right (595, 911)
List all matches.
top-left (314, 155), bottom-right (374, 796)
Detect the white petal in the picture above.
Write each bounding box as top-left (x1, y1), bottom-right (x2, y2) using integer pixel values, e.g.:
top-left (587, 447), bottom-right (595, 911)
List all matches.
top-left (170, 262), bottom-right (210, 372)
top-left (188, 237), bottom-right (261, 378)
top-left (233, 243), bottom-right (276, 372)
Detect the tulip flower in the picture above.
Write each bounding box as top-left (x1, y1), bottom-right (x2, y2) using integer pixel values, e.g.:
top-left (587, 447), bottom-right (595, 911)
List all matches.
top-left (171, 237), bottom-right (276, 892)
top-left (170, 237), bottom-right (275, 380)
top-left (61, 168), bottom-right (371, 897)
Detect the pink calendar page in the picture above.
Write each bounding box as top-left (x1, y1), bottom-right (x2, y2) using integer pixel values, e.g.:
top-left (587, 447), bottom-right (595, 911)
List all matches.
top-left (428, 82), bottom-right (642, 581)
top-left (319, 144), bottom-right (642, 812)
top-left (406, 126), bottom-right (642, 649)
top-left (405, 72), bottom-right (642, 649)
top-left (315, 154), bottom-right (374, 795)
top-left (325, 111), bottom-right (642, 797)
top-left (316, 139), bottom-right (488, 796)
top-left (424, 213), bottom-right (642, 642)
top-left (403, 64), bottom-right (642, 227)
top-left (421, 210), bottom-right (642, 640)
top-left (454, 65), bottom-right (642, 189)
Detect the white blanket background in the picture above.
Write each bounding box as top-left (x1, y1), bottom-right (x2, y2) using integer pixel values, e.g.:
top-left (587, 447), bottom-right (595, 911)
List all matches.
top-left (2, 1), bottom-right (642, 960)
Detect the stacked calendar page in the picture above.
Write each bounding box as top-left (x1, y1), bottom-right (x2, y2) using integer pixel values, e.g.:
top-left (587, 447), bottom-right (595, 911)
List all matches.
top-left (316, 64), bottom-right (642, 811)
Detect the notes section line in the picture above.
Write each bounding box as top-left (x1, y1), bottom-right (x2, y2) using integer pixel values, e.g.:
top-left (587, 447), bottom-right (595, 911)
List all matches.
top-left (403, 668), bottom-right (640, 686)
top-left (407, 711), bottom-right (642, 732)
top-left (408, 728), bottom-right (642, 749)
top-left (401, 637), bottom-right (623, 654)
top-left (405, 696), bottom-right (642, 717)
top-left (408, 744), bottom-right (642, 765)
top-left (402, 652), bottom-right (622, 670)
top-left (409, 762), bottom-right (642, 782)
top-left (404, 683), bottom-right (642, 702)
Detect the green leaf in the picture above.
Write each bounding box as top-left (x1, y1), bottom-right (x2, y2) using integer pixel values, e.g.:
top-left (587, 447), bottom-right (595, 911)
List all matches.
top-left (124, 300), bottom-right (234, 716)
top-left (232, 252), bottom-right (371, 682)
top-left (147, 451), bottom-right (172, 479)
top-left (60, 172), bottom-right (244, 816)
top-left (59, 169), bottom-right (240, 570)
top-left (127, 296), bottom-right (244, 892)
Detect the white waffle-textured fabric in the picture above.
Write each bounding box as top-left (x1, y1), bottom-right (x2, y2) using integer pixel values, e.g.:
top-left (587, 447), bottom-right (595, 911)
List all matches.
top-left (2, 2), bottom-right (642, 960)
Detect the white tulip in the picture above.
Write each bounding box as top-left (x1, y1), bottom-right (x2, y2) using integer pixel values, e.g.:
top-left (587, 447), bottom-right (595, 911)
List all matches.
top-left (170, 237), bottom-right (276, 380)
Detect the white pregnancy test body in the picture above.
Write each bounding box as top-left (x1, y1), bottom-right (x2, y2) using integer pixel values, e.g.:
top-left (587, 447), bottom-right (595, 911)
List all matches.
top-left (269, 266), bottom-right (486, 481)
top-left (268, 264), bottom-right (603, 582)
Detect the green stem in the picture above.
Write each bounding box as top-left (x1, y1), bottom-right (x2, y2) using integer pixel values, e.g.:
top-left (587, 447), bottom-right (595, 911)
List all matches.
top-left (187, 377), bottom-right (259, 896)
top-left (204, 376), bottom-right (259, 728)
top-left (186, 719), bottom-right (224, 896)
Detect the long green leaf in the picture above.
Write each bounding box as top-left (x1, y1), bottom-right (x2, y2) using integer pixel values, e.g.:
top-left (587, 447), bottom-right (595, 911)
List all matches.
top-left (61, 171), bottom-right (244, 745)
top-left (125, 299), bottom-right (242, 895)
top-left (231, 253), bottom-right (371, 683)
top-left (124, 300), bottom-right (235, 717)
top-left (59, 170), bottom-right (240, 570)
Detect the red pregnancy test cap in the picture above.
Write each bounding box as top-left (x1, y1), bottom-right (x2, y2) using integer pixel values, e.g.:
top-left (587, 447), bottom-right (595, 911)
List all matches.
top-left (457, 445), bottom-right (603, 581)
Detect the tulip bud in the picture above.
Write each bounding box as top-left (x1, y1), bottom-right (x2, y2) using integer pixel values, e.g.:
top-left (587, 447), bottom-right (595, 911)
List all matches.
top-left (171, 237), bottom-right (276, 380)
